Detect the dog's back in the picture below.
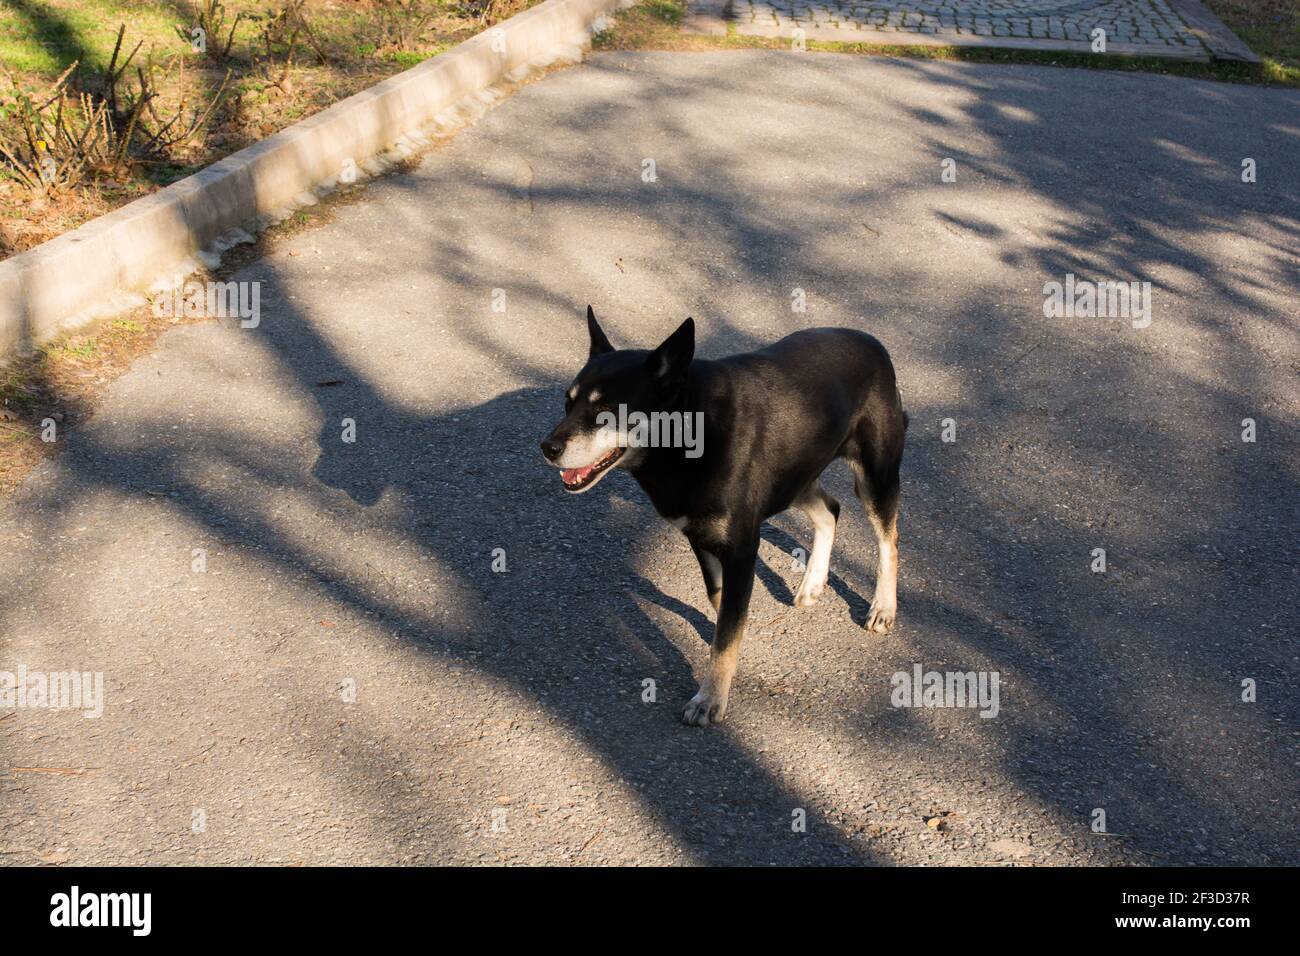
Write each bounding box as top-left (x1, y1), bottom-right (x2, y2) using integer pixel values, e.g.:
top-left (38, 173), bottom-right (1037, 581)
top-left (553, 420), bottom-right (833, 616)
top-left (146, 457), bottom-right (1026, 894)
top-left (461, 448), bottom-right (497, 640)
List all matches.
top-left (688, 328), bottom-right (906, 522)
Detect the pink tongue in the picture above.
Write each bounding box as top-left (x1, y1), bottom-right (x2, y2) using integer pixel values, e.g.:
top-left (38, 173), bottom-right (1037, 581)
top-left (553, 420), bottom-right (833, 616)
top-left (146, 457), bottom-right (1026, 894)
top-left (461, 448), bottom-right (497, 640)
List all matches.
top-left (562, 465), bottom-right (593, 484)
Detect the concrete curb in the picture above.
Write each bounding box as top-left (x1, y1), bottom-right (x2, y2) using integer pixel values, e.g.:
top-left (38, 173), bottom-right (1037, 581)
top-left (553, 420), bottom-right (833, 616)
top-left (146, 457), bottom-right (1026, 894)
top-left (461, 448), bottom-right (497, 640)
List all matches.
top-left (0, 0), bottom-right (626, 359)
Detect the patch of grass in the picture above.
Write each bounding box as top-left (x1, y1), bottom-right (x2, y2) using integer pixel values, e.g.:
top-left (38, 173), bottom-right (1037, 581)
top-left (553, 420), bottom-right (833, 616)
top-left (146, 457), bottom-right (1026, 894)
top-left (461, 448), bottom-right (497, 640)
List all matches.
top-left (385, 50), bottom-right (428, 68)
top-left (0, 0), bottom-right (541, 260)
top-left (593, 0), bottom-right (684, 45)
top-left (645, 0), bottom-right (685, 26)
top-left (383, 43), bottom-right (453, 68)
top-left (0, 0), bottom-right (179, 75)
top-left (1205, 0), bottom-right (1300, 72)
top-left (47, 337), bottom-right (99, 360)
top-left (594, 0), bottom-right (1298, 87)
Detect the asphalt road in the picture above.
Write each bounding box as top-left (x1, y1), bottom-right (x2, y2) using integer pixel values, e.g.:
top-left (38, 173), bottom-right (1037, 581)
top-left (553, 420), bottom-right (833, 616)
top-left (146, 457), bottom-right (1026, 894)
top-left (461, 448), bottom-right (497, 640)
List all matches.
top-left (2, 52), bottom-right (1297, 866)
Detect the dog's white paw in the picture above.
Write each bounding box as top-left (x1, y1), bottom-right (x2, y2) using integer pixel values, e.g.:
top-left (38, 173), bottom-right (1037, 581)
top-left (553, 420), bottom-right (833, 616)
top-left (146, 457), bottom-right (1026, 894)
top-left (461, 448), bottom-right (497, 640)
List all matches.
top-left (794, 576), bottom-right (825, 608)
top-left (865, 602), bottom-right (896, 634)
top-left (682, 686), bottom-right (728, 726)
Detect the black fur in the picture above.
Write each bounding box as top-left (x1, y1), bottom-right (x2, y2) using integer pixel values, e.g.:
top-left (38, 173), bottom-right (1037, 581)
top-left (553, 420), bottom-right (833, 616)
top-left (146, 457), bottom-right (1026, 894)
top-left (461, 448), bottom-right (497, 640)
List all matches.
top-left (542, 307), bottom-right (907, 724)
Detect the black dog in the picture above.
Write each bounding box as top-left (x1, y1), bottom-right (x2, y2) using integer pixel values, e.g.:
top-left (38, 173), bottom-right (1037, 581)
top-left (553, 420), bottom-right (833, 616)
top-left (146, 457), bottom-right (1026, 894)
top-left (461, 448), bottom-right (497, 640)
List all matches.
top-left (541, 308), bottom-right (907, 726)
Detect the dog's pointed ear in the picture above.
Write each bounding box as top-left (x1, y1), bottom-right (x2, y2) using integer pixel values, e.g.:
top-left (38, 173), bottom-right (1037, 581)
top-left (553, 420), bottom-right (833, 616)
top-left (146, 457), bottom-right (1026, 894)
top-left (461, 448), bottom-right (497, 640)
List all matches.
top-left (587, 305), bottom-right (614, 359)
top-left (647, 317), bottom-right (694, 382)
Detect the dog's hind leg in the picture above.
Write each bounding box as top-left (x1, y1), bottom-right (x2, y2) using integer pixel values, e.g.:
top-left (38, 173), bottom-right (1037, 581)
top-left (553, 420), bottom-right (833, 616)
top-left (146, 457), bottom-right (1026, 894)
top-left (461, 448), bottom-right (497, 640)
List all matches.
top-left (792, 483), bottom-right (840, 607)
top-left (851, 450), bottom-right (901, 634)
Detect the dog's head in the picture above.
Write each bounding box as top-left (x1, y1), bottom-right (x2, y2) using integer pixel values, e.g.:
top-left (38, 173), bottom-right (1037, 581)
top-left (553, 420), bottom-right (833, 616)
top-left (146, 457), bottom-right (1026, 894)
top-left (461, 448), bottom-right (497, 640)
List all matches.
top-left (540, 306), bottom-right (694, 493)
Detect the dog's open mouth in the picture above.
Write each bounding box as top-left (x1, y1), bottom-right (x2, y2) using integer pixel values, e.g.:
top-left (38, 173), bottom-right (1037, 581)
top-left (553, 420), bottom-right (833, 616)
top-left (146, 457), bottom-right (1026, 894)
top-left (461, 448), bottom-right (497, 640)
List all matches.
top-left (561, 447), bottom-right (623, 492)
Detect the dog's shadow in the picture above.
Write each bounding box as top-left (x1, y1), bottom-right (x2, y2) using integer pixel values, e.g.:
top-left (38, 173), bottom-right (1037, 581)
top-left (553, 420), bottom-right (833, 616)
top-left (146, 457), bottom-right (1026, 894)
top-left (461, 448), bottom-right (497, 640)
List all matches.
top-left (759, 523), bottom-right (875, 628)
top-left (625, 521), bottom-right (879, 644)
top-left (627, 572), bottom-right (713, 644)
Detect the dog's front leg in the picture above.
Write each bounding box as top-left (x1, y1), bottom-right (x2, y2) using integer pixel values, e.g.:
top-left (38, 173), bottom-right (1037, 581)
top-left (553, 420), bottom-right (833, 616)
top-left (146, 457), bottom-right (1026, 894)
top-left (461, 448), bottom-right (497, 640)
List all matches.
top-left (683, 539), bottom-right (757, 727)
top-left (690, 541), bottom-right (723, 614)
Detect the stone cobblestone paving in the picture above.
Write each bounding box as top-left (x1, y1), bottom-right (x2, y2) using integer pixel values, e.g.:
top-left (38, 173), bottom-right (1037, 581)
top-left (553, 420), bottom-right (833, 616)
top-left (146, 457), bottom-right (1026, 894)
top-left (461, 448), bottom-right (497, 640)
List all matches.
top-left (692, 0), bottom-right (1257, 60)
